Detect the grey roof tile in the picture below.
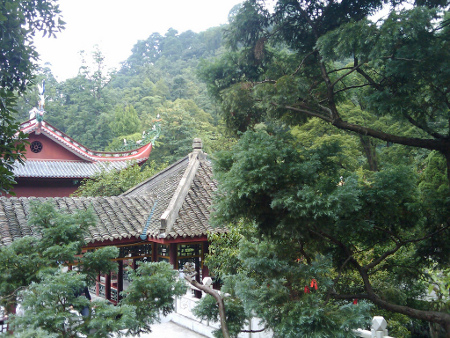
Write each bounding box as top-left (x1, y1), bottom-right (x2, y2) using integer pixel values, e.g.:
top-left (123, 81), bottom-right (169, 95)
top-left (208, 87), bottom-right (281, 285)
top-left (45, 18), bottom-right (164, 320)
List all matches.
top-left (13, 160), bottom-right (133, 178)
top-left (123, 153), bottom-right (225, 240)
top-left (1, 145), bottom-right (226, 246)
top-left (0, 196), bottom-right (154, 245)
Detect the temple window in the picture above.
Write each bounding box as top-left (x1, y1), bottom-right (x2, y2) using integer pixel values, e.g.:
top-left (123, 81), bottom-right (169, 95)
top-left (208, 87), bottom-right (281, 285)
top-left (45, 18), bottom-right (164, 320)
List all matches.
top-left (157, 244), bottom-right (170, 263)
top-left (30, 141), bottom-right (43, 153)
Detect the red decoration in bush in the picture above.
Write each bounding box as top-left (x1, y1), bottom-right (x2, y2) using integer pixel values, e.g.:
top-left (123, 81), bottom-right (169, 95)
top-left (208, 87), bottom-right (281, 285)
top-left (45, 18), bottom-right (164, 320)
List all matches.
top-left (304, 286), bottom-right (310, 294)
top-left (310, 279), bottom-right (318, 290)
top-left (353, 299), bottom-right (358, 305)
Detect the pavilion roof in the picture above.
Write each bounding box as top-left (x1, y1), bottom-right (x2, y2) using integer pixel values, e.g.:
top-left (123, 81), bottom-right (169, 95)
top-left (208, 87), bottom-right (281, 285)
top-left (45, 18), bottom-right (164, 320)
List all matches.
top-left (0, 195), bottom-right (154, 246)
top-left (122, 138), bottom-right (225, 240)
top-left (0, 139), bottom-right (225, 246)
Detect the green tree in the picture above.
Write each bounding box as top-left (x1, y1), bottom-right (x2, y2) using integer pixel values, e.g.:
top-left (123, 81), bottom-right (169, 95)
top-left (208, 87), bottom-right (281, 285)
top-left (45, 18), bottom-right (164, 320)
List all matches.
top-left (0, 0), bottom-right (64, 194)
top-left (150, 99), bottom-right (231, 165)
top-left (0, 201), bottom-right (116, 329)
top-left (51, 47), bottom-right (116, 150)
top-left (110, 104), bottom-right (141, 137)
top-left (120, 261), bottom-right (186, 335)
top-left (1, 202), bottom-right (186, 337)
top-left (200, 0), bottom-right (450, 179)
top-left (206, 129), bottom-right (450, 336)
top-left (73, 161), bottom-right (167, 197)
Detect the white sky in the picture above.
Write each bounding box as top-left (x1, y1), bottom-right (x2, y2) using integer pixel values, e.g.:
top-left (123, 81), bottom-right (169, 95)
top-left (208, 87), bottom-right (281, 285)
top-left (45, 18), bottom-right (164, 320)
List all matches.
top-left (34, 0), bottom-right (244, 81)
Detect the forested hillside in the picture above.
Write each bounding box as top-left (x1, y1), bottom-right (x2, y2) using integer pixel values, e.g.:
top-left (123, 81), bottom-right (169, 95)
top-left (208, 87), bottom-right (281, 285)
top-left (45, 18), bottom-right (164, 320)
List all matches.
top-left (15, 25), bottom-right (234, 165)
top-left (9, 1), bottom-right (450, 335)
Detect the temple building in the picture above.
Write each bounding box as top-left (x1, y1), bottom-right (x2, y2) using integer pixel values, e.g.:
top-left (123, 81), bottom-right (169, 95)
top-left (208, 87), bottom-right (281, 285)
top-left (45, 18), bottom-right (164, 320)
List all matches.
top-left (10, 81), bottom-right (158, 198)
top-left (11, 118), bottom-right (154, 197)
top-left (1, 82), bottom-right (221, 304)
top-left (0, 138), bottom-right (223, 303)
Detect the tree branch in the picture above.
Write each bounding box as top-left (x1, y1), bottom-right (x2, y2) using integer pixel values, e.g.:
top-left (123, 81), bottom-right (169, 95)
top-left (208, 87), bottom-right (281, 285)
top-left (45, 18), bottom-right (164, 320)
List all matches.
top-left (277, 101), bottom-right (447, 152)
top-left (183, 266), bottom-right (230, 338)
top-left (381, 55), bottom-right (423, 62)
top-left (241, 327), bottom-right (268, 333)
top-left (403, 113), bottom-right (446, 139)
top-left (331, 63), bottom-right (365, 89)
top-left (403, 223), bottom-right (450, 244)
top-left (331, 117), bottom-right (446, 151)
top-left (292, 51), bottom-right (316, 76)
top-left (333, 83), bottom-right (372, 95)
top-left (298, 240), bottom-right (312, 265)
top-left (274, 103), bottom-right (332, 121)
top-left (363, 242), bottom-right (403, 271)
top-left (334, 291), bottom-right (450, 329)
top-left (254, 79), bottom-right (277, 85)
top-left (354, 57), bottom-right (383, 91)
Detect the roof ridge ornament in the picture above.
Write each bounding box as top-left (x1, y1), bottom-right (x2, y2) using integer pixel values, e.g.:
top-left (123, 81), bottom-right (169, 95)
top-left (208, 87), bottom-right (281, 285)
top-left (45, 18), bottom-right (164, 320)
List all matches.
top-left (192, 138), bottom-right (202, 150)
top-left (29, 80), bottom-right (46, 122)
top-left (116, 117), bottom-right (162, 152)
top-left (191, 138), bottom-right (206, 162)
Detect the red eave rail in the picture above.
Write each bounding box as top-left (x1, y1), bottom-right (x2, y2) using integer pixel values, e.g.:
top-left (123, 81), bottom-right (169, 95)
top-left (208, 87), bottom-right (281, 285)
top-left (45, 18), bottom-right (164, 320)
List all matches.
top-left (19, 119), bottom-right (152, 162)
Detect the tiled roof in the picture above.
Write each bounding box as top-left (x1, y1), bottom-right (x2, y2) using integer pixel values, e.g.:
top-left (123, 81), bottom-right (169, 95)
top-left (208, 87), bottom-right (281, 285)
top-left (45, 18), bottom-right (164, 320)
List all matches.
top-left (122, 156), bottom-right (189, 196)
top-left (122, 140), bottom-right (226, 240)
top-left (0, 196), bottom-right (154, 246)
top-left (0, 139), bottom-right (225, 246)
top-left (169, 162), bottom-right (221, 239)
top-left (13, 160), bottom-right (133, 178)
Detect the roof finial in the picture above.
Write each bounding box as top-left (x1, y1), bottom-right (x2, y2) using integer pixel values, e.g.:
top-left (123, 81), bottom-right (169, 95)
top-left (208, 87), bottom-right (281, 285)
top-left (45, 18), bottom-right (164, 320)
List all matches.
top-left (192, 138), bottom-right (202, 150)
top-left (38, 79), bottom-right (46, 111)
top-left (29, 79), bottom-right (46, 122)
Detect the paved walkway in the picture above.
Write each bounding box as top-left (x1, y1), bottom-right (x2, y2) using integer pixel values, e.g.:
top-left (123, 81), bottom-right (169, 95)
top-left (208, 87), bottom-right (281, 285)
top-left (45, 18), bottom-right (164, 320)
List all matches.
top-left (92, 294), bottom-right (209, 338)
top-left (128, 321), bottom-right (208, 337)
top-left (112, 313), bottom-right (210, 338)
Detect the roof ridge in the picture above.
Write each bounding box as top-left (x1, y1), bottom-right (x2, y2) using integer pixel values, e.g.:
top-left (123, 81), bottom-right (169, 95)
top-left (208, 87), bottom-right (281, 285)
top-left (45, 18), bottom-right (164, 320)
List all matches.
top-left (158, 150), bottom-right (205, 238)
top-left (121, 156), bottom-right (189, 196)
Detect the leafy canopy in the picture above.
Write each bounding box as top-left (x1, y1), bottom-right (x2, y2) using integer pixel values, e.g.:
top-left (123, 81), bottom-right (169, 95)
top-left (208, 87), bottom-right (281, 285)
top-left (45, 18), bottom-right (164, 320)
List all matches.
top-left (204, 128), bottom-right (450, 336)
top-left (200, 0), bottom-right (450, 178)
top-left (0, 0), bottom-right (64, 194)
top-left (0, 202), bottom-right (186, 337)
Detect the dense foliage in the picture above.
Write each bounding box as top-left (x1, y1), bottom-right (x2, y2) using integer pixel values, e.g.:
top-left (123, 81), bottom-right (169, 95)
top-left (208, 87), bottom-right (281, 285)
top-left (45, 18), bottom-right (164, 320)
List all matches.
top-left (15, 27), bottom-right (235, 166)
top-left (192, 0), bottom-right (450, 336)
top-left (73, 161), bottom-right (167, 197)
top-left (0, 202), bottom-right (185, 337)
top-left (200, 0), bottom-right (450, 176)
top-left (201, 129), bottom-right (450, 337)
top-left (0, 0), bottom-right (64, 194)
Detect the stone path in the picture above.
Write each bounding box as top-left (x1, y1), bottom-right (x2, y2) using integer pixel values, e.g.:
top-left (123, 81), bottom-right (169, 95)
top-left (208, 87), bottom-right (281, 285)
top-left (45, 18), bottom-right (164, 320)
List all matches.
top-left (127, 321), bottom-right (208, 337)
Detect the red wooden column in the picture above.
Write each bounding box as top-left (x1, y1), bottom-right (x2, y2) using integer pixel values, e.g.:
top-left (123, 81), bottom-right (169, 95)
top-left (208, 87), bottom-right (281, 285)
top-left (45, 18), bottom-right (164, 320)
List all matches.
top-left (152, 242), bottom-right (158, 262)
top-left (169, 243), bottom-right (178, 268)
top-left (105, 272), bottom-right (111, 301)
top-left (117, 261), bottom-right (123, 301)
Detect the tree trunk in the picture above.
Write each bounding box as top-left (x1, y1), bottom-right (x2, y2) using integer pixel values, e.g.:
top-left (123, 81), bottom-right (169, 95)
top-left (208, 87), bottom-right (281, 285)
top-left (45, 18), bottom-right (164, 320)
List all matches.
top-left (184, 276), bottom-right (231, 338)
top-left (365, 293), bottom-right (450, 336)
top-left (445, 150), bottom-right (450, 186)
top-left (359, 135), bottom-right (378, 171)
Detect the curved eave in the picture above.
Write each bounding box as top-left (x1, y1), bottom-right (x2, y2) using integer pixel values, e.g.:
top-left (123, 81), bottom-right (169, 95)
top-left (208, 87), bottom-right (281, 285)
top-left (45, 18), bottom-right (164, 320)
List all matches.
top-left (20, 119), bottom-right (152, 163)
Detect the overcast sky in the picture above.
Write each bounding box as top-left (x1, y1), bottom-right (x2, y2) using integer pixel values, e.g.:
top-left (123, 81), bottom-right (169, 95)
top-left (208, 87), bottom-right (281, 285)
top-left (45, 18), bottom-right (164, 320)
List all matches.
top-left (34, 0), bottom-right (244, 81)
